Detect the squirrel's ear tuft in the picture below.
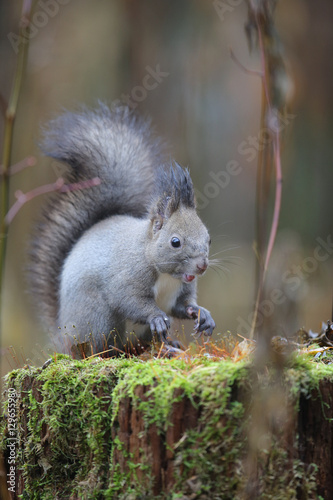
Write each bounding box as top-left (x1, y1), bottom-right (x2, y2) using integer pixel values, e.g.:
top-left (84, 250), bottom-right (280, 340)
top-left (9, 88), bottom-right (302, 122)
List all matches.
top-left (150, 161), bottom-right (196, 232)
top-left (174, 163), bottom-right (196, 210)
top-left (154, 161), bottom-right (196, 213)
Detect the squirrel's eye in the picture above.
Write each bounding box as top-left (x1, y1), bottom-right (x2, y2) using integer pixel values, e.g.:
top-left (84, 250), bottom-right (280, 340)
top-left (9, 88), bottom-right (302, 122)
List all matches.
top-left (171, 237), bottom-right (181, 248)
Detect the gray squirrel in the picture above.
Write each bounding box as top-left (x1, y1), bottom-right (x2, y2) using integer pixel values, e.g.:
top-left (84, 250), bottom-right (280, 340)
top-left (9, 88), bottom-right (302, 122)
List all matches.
top-left (29, 103), bottom-right (215, 354)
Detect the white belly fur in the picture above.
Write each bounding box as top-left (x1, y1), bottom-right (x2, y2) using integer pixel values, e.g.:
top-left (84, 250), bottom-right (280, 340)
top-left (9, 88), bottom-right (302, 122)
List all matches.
top-left (153, 273), bottom-right (182, 313)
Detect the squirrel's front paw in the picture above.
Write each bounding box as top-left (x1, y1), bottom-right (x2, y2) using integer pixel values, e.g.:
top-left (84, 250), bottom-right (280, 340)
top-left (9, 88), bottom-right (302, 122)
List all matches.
top-left (187, 306), bottom-right (215, 337)
top-left (149, 314), bottom-right (171, 342)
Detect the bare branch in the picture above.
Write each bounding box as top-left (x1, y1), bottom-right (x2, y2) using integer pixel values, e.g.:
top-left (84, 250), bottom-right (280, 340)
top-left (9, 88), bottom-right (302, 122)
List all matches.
top-left (5, 177), bottom-right (101, 225)
top-left (0, 156), bottom-right (37, 176)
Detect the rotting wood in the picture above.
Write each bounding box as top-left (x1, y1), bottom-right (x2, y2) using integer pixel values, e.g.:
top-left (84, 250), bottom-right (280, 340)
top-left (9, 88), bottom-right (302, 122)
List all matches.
top-left (1, 357), bottom-right (332, 499)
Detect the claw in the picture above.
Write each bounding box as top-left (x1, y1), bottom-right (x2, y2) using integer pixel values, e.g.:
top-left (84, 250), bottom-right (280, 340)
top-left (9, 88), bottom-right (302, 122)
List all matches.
top-left (149, 313), bottom-right (171, 342)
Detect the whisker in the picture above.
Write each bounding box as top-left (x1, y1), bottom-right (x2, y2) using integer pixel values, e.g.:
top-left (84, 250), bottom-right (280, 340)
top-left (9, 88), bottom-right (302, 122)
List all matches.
top-left (209, 265), bottom-right (222, 278)
top-left (209, 256), bottom-right (243, 266)
top-left (209, 263), bottom-right (232, 277)
top-left (209, 246), bottom-right (240, 258)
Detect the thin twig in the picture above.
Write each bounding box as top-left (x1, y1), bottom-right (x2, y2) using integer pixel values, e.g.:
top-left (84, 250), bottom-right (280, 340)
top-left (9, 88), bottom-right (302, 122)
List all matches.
top-left (254, 85), bottom-right (268, 293)
top-left (0, 156), bottom-right (36, 176)
top-left (0, 1), bottom-right (36, 340)
top-left (263, 128), bottom-right (282, 274)
top-left (249, 2), bottom-right (284, 339)
top-left (5, 177), bottom-right (101, 225)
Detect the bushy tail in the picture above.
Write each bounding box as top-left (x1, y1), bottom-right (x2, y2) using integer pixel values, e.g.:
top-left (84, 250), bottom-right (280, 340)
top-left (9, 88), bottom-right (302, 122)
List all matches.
top-left (29, 103), bottom-right (165, 329)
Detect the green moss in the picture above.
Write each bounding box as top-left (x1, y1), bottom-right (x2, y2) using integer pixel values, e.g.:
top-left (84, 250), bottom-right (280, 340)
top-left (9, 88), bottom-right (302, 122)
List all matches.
top-left (108, 358), bottom-right (249, 498)
top-left (1, 355), bottom-right (333, 499)
top-left (111, 358), bottom-right (247, 428)
top-left (2, 356), bottom-right (128, 499)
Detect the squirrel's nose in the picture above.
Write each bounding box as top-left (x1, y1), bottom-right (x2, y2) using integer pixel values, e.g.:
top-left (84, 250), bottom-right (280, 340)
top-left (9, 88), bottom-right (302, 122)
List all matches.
top-left (196, 260), bottom-right (208, 274)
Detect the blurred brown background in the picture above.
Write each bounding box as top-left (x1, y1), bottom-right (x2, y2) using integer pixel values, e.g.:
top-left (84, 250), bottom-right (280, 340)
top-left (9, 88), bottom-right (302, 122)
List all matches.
top-left (1, 0), bottom-right (332, 375)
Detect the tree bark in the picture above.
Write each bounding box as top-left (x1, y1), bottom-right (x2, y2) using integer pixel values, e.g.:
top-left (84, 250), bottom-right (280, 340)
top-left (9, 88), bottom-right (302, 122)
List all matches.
top-left (1, 357), bottom-right (332, 499)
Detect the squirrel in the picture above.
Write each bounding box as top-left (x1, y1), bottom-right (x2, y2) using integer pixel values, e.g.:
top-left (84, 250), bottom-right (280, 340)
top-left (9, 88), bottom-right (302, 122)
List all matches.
top-left (29, 103), bottom-right (216, 355)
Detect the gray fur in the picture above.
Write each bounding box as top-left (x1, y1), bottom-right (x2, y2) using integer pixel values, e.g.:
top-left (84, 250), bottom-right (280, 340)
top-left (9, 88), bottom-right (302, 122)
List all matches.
top-left (29, 103), bottom-right (215, 353)
top-left (29, 104), bottom-right (164, 328)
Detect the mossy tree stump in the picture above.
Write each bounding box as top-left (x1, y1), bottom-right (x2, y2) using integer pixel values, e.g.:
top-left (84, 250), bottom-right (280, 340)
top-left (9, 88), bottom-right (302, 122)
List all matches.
top-left (1, 355), bottom-right (333, 499)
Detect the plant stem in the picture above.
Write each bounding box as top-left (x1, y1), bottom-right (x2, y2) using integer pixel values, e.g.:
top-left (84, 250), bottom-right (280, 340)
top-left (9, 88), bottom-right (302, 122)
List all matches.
top-left (0, 1), bottom-right (35, 338)
top-left (254, 85), bottom-right (268, 293)
top-left (249, 2), bottom-right (283, 339)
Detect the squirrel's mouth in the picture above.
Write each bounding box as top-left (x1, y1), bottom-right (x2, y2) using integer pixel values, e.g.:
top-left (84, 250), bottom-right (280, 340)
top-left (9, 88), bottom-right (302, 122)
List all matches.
top-left (182, 273), bottom-right (196, 283)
